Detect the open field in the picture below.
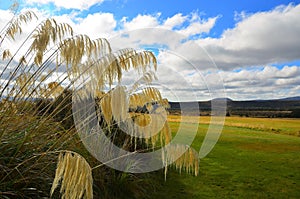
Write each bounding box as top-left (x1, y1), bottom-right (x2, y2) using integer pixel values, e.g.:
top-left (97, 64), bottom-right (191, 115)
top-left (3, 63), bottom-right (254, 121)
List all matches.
top-left (151, 115), bottom-right (300, 198)
top-left (168, 115), bottom-right (300, 136)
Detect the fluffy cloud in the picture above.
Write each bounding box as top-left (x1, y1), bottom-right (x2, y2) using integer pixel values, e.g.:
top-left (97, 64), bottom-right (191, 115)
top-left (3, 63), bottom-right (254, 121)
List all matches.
top-left (73, 13), bottom-right (116, 39)
top-left (115, 3), bottom-right (300, 73)
top-left (120, 12), bottom-right (217, 34)
top-left (0, 9), bottom-right (14, 24)
top-left (1, 3), bottom-right (300, 100)
top-left (163, 13), bottom-right (187, 29)
top-left (177, 16), bottom-right (219, 37)
top-left (25, 0), bottom-right (105, 10)
top-left (122, 14), bottom-right (160, 31)
top-left (222, 4), bottom-right (299, 51)
top-left (216, 66), bottom-right (300, 100)
top-left (195, 4), bottom-right (300, 69)
top-left (109, 12), bottom-right (218, 54)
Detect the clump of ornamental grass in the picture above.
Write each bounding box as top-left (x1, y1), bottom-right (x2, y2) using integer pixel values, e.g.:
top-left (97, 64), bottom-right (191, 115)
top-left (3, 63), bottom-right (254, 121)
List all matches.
top-left (0, 5), bottom-right (200, 199)
top-left (0, 7), bottom-right (79, 198)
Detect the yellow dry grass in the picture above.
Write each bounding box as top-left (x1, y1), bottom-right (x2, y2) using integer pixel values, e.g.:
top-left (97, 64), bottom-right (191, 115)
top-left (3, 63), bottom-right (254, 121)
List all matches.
top-left (167, 115), bottom-right (300, 136)
top-left (167, 115), bottom-right (211, 124)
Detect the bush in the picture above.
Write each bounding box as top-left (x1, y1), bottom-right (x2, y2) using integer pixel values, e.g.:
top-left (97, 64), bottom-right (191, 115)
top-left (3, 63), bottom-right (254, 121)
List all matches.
top-left (291, 109), bottom-right (300, 118)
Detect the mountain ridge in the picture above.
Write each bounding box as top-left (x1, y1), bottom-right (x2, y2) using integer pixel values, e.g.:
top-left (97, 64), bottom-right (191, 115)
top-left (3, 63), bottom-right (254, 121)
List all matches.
top-left (168, 96), bottom-right (300, 118)
top-left (169, 96), bottom-right (300, 103)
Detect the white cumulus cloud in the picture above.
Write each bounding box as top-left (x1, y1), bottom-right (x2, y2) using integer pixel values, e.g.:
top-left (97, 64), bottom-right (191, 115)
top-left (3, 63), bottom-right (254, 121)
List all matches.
top-left (195, 3), bottom-right (300, 69)
top-left (1, 3), bottom-right (300, 100)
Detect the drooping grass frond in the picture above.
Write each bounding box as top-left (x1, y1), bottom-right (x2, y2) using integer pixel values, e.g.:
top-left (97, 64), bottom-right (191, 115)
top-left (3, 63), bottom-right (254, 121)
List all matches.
top-left (160, 121), bottom-right (172, 146)
top-left (70, 48), bottom-right (157, 99)
top-left (95, 90), bottom-right (105, 98)
top-left (19, 55), bottom-right (27, 65)
top-left (163, 144), bottom-right (199, 179)
top-left (15, 72), bottom-right (34, 97)
top-left (111, 85), bottom-right (129, 123)
top-left (160, 98), bottom-right (170, 109)
top-left (85, 49), bottom-right (136, 87)
top-left (93, 48), bottom-right (156, 85)
top-left (129, 87), bottom-right (165, 110)
top-left (47, 82), bottom-right (64, 98)
top-left (17, 10), bottom-right (37, 24)
top-left (115, 49), bottom-right (157, 73)
top-left (51, 151), bottom-right (93, 199)
top-left (30, 18), bottom-right (73, 65)
top-left (128, 108), bottom-right (170, 149)
top-left (129, 93), bottom-right (148, 109)
top-left (130, 71), bottom-right (157, 92)
top-left (92, 37), bottom-right (112, 57)
top-left (2, 49), bottom-right (12, 60)
top-left (142, 87), bottom-right (162, 103)
top-left (4, 10), bottom-right (37, 41)
top-left (58, 35), bottom-right (111, 72)
top-left (99, 93), bottom-right (113, 126)
top-left (133, 113), bottom-right (152, 143)
top-left (133, 114), bottom-right (151, 128)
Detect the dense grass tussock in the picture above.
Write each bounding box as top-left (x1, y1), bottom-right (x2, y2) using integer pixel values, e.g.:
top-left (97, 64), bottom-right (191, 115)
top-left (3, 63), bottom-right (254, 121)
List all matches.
top-left (0, 104), bottom-right (75, 197)
top-left (0, 7), bottom-right (199, 199)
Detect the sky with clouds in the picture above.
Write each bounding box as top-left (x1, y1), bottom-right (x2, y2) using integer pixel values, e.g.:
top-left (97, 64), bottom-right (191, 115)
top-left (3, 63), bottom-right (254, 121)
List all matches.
top-left (0, 0), bottom-right (299, 101)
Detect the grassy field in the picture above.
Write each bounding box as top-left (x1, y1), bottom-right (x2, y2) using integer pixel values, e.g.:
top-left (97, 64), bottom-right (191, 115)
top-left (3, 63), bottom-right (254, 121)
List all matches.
top-left (151, 116), bottom-right (300, 198)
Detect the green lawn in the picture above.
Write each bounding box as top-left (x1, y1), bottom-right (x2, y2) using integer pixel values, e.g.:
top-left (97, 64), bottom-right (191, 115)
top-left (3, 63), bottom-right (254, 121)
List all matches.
top-left (151, 118), bottom-right (300, 198)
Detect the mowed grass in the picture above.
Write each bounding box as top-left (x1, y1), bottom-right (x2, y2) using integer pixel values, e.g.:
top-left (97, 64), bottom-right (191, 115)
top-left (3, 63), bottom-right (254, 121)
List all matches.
top-left (151, 116), bottom-right (300, 198)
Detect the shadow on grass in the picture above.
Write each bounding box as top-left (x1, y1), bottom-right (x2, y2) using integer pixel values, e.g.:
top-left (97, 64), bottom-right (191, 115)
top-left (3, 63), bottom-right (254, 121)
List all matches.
top-left (148, 169), bottom-right (196, 199)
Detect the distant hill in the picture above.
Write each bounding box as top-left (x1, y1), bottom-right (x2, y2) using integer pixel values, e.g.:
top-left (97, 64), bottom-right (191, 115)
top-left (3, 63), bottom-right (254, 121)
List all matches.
top-left (211, 98), bottom-right (233, 101)
top-left (168, 96), bottom-right (300, 118)
top-left (277, 96), bottom-right (300, 101)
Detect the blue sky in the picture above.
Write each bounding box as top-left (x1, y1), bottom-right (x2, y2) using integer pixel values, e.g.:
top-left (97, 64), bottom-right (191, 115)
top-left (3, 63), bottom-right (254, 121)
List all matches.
top-left (16, 0), bottom-right (297, 36)
top-left (1, 0), bottom-right (300, 101)
top-left (92, 0), bottom-right (297, 36)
